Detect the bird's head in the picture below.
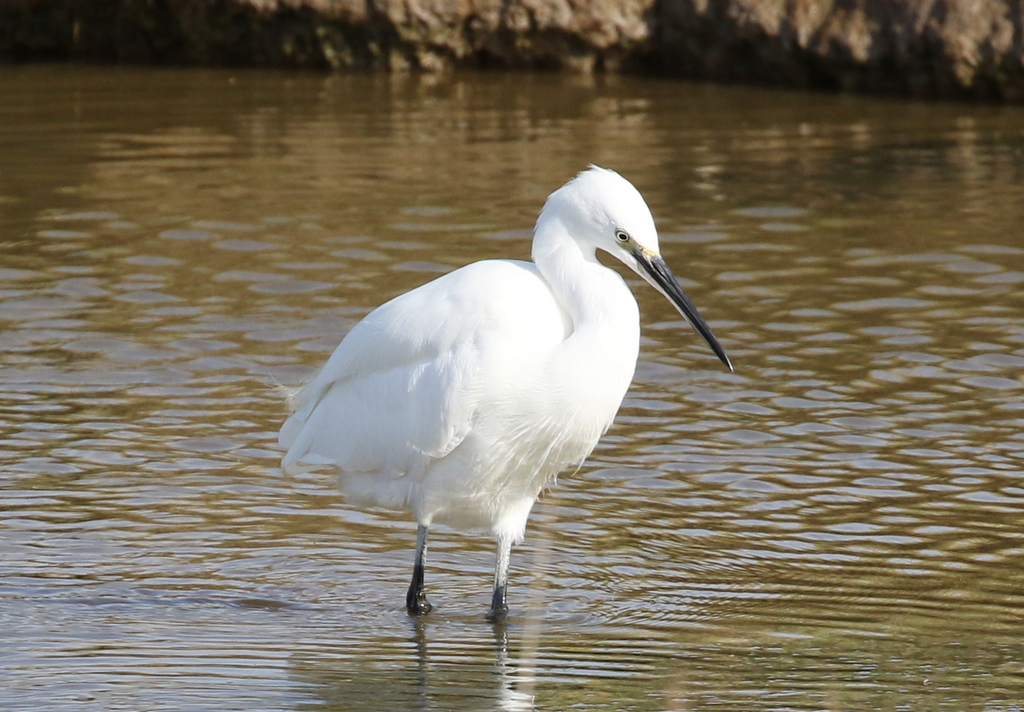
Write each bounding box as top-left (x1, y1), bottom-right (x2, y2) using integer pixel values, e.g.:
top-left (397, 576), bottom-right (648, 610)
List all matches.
top-left (540, 165), bottom-right (733, 372)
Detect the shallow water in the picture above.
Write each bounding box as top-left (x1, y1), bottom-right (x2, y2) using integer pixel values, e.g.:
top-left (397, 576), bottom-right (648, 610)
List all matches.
top-left (2, 66), bottom-right (1024, 711)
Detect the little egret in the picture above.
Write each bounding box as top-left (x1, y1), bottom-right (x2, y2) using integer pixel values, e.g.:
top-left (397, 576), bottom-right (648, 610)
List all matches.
top-left (279, 166), bottom-right (732, 622)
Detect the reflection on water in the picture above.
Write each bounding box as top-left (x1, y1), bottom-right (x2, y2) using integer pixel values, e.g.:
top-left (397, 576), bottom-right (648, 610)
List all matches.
top-left (2, 66), bottom-right (1024, 711)
top-left (295, 622), bottom-right (536, 712)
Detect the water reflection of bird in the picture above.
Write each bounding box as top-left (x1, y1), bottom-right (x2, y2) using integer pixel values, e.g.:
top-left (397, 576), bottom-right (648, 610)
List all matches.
top-left (279, 166), bottom-right (732, 622)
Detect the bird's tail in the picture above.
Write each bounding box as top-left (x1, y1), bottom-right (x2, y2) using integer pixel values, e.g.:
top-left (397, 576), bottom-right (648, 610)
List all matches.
top-left (270, 374), bottom-right (319, 473)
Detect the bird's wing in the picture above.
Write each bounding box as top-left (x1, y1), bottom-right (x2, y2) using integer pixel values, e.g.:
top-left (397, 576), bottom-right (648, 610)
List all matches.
top-left (279, 259), bottom-right (562, 479)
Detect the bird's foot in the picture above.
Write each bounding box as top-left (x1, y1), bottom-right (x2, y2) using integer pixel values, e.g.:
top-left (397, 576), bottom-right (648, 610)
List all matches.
top-left (406, 591), bottom-right (433, 616)
top-left (485, 604), bottom-right (508, 625)
top-left (486, 582), bottom-right (508, 624)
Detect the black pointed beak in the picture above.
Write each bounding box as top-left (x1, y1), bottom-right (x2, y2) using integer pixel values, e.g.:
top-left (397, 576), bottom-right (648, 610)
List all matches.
top-left (633, 249), bottom-right (733, 372)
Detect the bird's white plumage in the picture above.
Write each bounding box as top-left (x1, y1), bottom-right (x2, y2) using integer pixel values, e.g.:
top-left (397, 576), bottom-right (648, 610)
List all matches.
top-left (279, 166), bottom-right (684, 545)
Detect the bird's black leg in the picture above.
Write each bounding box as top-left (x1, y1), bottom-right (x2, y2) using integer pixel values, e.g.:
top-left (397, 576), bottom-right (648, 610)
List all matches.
top-left (486, 536), bottom-right (512, 624)
top-left (406, 525), bottom-right (433, 616)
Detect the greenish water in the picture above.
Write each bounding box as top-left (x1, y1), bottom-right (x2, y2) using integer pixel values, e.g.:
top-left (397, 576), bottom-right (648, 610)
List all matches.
top-left (2, 66), bottom-right (1024, 711)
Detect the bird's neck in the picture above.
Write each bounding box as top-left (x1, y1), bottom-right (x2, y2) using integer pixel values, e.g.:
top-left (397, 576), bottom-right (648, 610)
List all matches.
top-left (531, 213), bottom-right (641, 433)
top-left (531, 218), bottom-right (639, 333)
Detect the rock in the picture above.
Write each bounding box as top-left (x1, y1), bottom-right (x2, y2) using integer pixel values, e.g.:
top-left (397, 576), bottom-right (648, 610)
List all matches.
top-left (653, 0), bottom-right (1024, 101)
top-left (0, 0), bottom-right (1022, 100)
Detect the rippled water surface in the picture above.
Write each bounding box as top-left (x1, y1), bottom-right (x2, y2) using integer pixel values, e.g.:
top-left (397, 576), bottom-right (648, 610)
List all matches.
top-left (3, 66), bottom-right (1024, 711)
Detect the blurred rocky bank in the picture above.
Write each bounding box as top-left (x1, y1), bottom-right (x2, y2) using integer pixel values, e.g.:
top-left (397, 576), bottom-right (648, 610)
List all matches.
top-left (2, 0), bottom-right (1023, 101)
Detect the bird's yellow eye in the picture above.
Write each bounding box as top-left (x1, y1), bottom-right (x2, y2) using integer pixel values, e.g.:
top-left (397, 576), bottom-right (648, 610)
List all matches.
top-left (614, 229), bottom-right (629, 243)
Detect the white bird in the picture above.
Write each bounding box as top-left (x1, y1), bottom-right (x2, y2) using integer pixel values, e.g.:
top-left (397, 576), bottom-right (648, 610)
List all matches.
top-left (279, 166), bottom-right (732, 622)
